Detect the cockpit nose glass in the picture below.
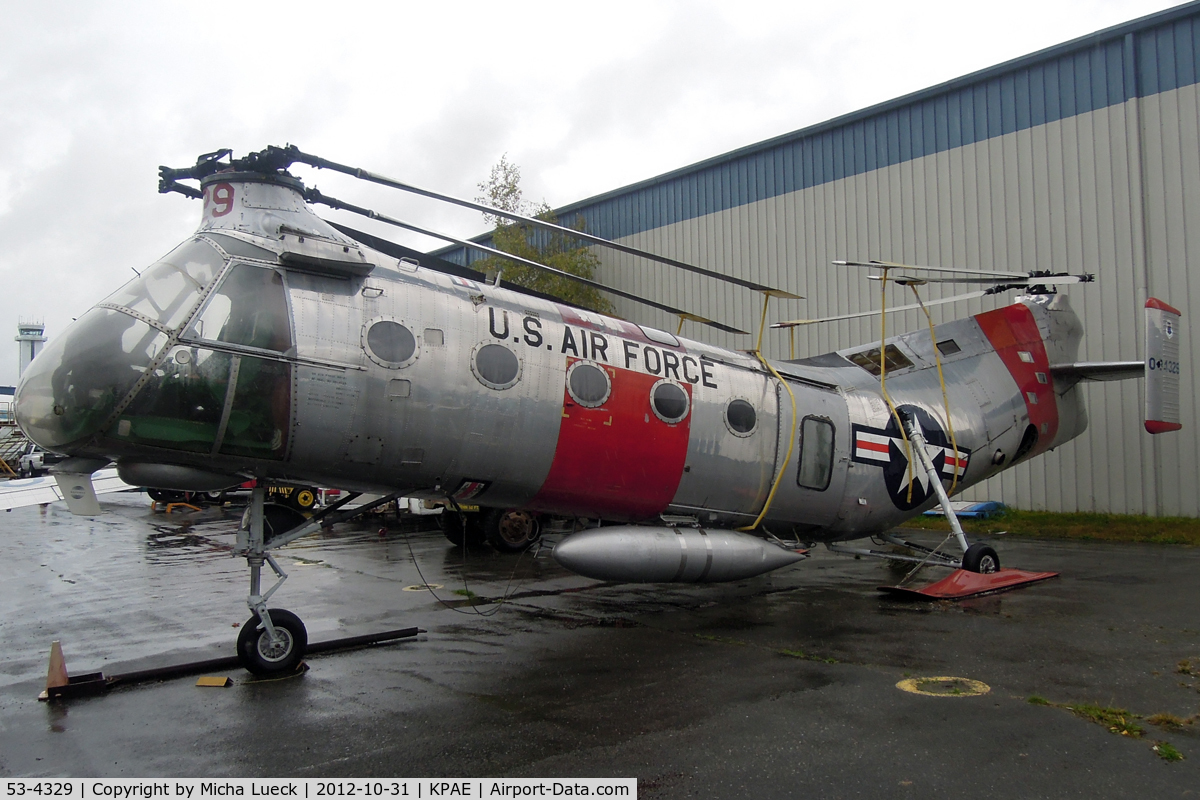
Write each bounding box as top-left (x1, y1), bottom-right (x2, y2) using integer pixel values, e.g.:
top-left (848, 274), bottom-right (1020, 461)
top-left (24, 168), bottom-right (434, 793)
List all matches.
top-left (15, 307), bottom-right (168, 450)
top-left (103, 238), bottom-right (224, 331)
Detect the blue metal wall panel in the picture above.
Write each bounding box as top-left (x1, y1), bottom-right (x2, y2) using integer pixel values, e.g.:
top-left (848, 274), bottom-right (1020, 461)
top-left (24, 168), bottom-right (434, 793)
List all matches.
top-left (437, 4), bottom-right (1200, 267)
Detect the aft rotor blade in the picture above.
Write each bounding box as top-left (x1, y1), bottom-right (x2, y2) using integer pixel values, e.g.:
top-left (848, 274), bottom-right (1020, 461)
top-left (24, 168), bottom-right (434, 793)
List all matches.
top-left (308, 189), bottom-right (748, 335)
top-left (771, 289), bottom-right (989, 328)
top-left (288, 147), bottom-right (800, 298)
top-left (868, 273), bottom-right (1095, 286)
top-left (836, 259), bottom-right (1027, 279)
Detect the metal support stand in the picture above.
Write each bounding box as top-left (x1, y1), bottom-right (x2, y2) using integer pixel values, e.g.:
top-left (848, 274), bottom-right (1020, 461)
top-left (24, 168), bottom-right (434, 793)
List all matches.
top-left (901, 414), bottom-right (970, 555)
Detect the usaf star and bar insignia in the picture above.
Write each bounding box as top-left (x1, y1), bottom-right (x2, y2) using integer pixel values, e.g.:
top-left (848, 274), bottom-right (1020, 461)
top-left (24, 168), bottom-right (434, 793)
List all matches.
top-left (851, 405), bottom-right (971, 511)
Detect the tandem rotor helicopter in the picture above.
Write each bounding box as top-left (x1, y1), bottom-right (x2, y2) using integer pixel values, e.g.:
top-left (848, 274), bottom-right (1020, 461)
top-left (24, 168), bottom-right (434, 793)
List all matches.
top-left (7, 144), bottom-right (1183, 675)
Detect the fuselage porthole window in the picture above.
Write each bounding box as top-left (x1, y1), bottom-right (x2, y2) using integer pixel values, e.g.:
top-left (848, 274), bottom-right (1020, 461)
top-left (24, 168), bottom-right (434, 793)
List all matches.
top-left (364, 319), bottom-right (418, 368)
top-left (724, 398), bottom-right (757, 436)
top-left (650, 379), bottom-right (690, 424)
top-left (472, 342), bottom-right (521, 390)
top-left (566, 362), bottom-right (611, 408)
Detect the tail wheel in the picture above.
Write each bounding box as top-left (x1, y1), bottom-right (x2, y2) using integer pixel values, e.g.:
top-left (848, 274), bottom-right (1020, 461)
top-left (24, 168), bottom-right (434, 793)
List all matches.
top-left (236, 608), bottom-right (307, 675)
top-left (290, 488), bottom-right (317, 512)
top-left (485, 509), bottom-right (541, 553)
top-left (962, 543), bottom-right (1000, 574)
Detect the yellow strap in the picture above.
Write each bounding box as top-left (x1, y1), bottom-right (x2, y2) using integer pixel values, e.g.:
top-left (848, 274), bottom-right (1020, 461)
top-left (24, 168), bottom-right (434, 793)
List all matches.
top-left (876, 269), bottom-right (915, 502)
top-left (909, 285), bottom-right (961, 495)
top-left (738, 351), bottom-right (797, 531)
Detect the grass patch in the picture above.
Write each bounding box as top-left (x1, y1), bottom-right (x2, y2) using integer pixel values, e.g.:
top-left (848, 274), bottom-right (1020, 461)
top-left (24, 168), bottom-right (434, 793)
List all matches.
top-left (1178, 659), bottom-right (1194, 675)
top-left (779, 648), bottom-right (838, 664)
top-left (1153, 741), bottom-right (1184, 762)
top-left (1147, 713), bottom-right (1187, 730)
top-left (900, 509), bottom-right (1200, 545)
top-left (1064, 703), bottom-right (1145, 737)
top-left (1029, 696), bottom-right (1145, 736)
top-left (693, 633), bottom-right (746, 647)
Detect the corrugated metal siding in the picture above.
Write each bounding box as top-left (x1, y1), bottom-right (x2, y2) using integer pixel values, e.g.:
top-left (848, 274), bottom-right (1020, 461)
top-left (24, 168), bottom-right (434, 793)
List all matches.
top-left (442, 5), bottom-right (1200, 269)
top-left (433, 4), bottom-right (1200, 516)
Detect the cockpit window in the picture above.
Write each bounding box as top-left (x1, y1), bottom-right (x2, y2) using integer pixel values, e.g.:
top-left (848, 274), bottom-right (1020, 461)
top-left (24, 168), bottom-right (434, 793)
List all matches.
top-left (115, 347), bottom-right (233, 454)
top-left (187, 263), bottom-right (292, 352)
top-left (103, 239), bottom-right (224, 332)
top-left (14, 307), bottom-right (168, 449)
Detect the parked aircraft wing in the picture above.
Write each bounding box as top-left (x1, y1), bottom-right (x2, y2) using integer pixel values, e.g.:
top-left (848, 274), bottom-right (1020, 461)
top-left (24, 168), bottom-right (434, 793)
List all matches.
top-left (0, 468), bottom-right (134, 512)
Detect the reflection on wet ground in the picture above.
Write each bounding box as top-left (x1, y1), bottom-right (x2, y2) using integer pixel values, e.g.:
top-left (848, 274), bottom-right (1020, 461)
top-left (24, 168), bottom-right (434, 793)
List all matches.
top-left (0, 492), bottom-right (1198, 793)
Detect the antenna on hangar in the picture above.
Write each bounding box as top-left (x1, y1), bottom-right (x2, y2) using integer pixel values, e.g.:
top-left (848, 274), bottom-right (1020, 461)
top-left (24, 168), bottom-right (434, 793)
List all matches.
top-left (159, 146), bottom-right (804, 338)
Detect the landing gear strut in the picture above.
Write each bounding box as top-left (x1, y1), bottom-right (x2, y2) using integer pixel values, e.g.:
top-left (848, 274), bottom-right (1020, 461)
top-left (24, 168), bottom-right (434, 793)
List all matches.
top-left (901, 415), bottom-right (998, 574)
top-left (232, 486), bottom-right (400, 675)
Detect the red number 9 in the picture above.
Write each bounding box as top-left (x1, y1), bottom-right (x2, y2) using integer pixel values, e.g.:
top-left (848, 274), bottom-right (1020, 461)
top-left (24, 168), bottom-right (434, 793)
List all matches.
top-left (210, 183), bottom-right (234, 217)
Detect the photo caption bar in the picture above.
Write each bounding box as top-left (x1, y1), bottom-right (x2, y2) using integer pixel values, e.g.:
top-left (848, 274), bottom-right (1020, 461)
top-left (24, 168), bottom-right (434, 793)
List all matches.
top-left (3, 780), bottom-right (636, 800)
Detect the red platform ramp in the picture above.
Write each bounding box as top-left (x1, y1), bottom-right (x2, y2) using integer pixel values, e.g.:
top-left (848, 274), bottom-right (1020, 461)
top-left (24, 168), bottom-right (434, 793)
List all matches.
top-left (879, 568), bottom-right (1058, 600)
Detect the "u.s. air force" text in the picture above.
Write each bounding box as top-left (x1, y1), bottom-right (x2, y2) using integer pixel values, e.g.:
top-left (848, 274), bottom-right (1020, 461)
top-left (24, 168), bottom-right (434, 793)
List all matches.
top-left (489, 308), bottom-right (717, 388)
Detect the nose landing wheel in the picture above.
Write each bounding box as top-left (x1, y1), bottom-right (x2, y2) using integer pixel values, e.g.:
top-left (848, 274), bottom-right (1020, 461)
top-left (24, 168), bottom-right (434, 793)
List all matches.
top-left (237, 608), bottom-right (308, 675)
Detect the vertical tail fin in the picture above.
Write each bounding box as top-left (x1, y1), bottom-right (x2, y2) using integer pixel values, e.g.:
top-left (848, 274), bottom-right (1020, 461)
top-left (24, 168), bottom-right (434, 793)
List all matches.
top-left (1145, 298), bottom-right (1182, 434)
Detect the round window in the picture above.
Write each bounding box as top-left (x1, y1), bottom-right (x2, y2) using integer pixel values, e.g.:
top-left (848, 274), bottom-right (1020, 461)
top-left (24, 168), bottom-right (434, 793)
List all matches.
top-left (364, 320), bottom-right (417, 367)
top-left (725, 398), bottom-right (757, 436)
top-left (650, 380), bottom-right (690, 424)
top-left (473, 343), bottom-right (521, 389)
top-left (567, 362), bottom-right (611, 407)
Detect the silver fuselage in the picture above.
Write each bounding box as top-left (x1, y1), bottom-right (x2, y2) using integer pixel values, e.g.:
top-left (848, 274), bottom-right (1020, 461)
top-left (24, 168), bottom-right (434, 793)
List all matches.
top-left (14, 174), bottom-right (1088, 542)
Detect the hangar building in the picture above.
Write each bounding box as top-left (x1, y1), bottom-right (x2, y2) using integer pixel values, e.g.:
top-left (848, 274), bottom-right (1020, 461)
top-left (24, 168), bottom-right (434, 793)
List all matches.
top-left (442, 2), bottom-right (1200, 517)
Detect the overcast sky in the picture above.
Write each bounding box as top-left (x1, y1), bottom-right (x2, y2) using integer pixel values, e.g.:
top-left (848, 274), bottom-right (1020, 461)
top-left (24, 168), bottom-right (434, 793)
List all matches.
top-left (0, 0), bottom-right (1181, 386)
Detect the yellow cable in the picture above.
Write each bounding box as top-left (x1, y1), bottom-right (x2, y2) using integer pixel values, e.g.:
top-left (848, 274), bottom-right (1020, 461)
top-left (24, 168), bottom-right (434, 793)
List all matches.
top-left (755, 293), bottom-right (770, 353)
top-left (876, 269), bottom-right (915, 502)
top-left (738, 351), bottom-right (797, 532)
top-left (909, 285), bottom-right (961, 495)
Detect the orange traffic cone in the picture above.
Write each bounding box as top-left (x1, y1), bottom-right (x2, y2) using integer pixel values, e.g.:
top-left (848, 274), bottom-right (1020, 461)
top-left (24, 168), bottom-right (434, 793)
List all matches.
top-left (38, 641), bottom-right (69, 701)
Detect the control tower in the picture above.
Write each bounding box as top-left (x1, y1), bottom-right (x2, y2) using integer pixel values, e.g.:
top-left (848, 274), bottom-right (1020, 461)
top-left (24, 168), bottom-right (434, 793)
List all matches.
top-left (15, 319), bottom-right (46, 378)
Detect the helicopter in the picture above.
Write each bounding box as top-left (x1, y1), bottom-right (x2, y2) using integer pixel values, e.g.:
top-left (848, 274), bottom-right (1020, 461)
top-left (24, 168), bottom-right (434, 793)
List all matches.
top-left (8, 145), bottom-right (1182, 676)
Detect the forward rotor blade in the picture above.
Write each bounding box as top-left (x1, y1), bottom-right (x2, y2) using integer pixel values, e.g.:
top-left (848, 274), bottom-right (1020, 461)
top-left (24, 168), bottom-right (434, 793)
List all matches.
top-left (836, 259), bottom-right (1027, 279)
top-left (771, 289), bottom-right (989, 328)
top-left (289, 147), bottom-right (800, 298)
top-left (308, 189), bottom-right (748, 335)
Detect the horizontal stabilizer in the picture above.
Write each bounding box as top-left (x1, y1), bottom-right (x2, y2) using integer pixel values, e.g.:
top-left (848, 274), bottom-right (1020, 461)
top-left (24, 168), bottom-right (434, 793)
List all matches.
top-left (1050, 361), bottom-right (1143, 384)
top-left (1145, 298), bottom-right (1182, 434)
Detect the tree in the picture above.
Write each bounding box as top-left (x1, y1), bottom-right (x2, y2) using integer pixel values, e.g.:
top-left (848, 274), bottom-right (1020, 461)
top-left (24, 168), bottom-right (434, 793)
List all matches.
top-left (473, 156), bottom-right (613, 315)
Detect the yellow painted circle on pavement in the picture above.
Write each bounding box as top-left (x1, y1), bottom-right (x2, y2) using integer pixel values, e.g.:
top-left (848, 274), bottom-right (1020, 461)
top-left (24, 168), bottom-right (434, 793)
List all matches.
top-left (896, 676), bottom-right (991, 697)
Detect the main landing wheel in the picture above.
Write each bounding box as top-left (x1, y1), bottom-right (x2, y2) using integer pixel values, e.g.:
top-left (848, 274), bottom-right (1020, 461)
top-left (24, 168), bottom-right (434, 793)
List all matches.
top-left (962, 543), bottom-right (1000, 574)
top-left (237, 608), bottom-right (308, 676)
top-left (485, 509), bottom-right (541, 553)
top-left (439, 511), bottom-right (487, 547)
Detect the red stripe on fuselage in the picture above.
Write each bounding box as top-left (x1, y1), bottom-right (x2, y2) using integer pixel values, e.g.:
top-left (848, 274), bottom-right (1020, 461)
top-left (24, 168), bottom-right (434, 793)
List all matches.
top-left (530, 359), bottom-right (691, 520)
top-left (974, 303), bottom-right (1058, 457)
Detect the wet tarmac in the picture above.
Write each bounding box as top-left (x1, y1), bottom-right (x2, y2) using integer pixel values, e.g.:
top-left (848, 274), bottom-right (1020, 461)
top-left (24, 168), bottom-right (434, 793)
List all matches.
top-left (1, 493), bottom-right (1199, 796)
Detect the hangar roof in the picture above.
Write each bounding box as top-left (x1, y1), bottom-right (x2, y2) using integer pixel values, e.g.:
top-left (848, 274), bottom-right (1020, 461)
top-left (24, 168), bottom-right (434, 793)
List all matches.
top-left (438, 0), bottom-right (1200, 263)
